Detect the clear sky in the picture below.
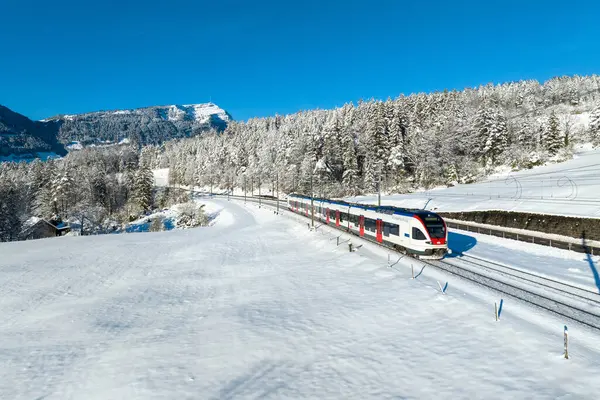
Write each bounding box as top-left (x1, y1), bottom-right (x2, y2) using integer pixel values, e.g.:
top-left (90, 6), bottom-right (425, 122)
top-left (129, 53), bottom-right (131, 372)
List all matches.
top-left (1, 0), bottom-right (599, 122)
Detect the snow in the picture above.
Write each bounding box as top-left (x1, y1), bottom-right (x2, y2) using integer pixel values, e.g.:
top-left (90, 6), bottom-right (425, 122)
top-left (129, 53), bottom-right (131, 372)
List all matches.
top-left (66, 141), bottom-right (84, 150)
top-left (22, 216), bottom-right (42, 229)
top-left (152, 168), bottom-right (170, 187)
top-left (447, 228), bottom-right (600, 293)
top-left (346, 147), bottom-right (600, 218)
top-left (183, 102), bottom-right (231, 123)
top-left (2, 199), bottom-right (600, 399)
top-left (159, 103), bottom-right (230, 123)
top-left (40, 103), bottom-right (229, 125)
top-left (123, 200), bottom-right (224, 233)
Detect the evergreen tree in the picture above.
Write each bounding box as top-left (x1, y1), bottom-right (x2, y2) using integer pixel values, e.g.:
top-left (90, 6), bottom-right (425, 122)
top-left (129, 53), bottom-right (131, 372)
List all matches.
top-left (340, 128), bottom-right (359, 195)
top-left (321, 111), bottom-right (343, 182)
top-left (133, 165), bottom-right (154, 213)
top-left (590, 103), bottom-right (600, 145)
top-left (0, 183), bottom-right (22, 242)
top-left (363, 101), bottom-right (386, 190)
top-left (474, 104), bottom-right (508, 166)
top-left (51, 167), bottom-right (74, 218)
top-left (545, 111), bottom-right (562, 156)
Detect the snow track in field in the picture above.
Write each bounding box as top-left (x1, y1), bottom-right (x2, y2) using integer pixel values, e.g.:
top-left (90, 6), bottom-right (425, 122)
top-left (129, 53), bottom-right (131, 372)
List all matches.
top-left (2, 199), bottom-right (600, 399)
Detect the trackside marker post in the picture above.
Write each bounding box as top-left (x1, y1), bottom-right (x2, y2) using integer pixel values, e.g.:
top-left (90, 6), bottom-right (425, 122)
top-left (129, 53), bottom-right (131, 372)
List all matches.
top-left (495, 299), bottom-right (504, 321)
top-left (564, 325), bottom-right (569, 359)
top-left (437, 281), bottom-right (448, 294)
top-left (411, 264), bottom-right (414, 279)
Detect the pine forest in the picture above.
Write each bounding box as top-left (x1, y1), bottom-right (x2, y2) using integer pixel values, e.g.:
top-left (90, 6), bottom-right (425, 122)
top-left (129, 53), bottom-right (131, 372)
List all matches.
top-left (2, 75), bottom-right (600, 241)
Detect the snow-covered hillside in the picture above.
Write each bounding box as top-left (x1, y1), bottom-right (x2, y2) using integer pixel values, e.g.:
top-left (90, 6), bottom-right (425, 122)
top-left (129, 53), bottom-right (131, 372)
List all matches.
top-left (2, 198), bottom-right (600, 399)
top-left (42, 102), bottom-right (231, 125)
top-left (42, 102), bottom-right (232, 149)
top-left (346, 146), bottom-right (600, 218)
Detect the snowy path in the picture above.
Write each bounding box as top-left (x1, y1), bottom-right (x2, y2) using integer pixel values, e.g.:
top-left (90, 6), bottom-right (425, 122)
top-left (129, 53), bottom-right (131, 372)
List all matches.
top-left (2, 200), bottom-right (600, 399)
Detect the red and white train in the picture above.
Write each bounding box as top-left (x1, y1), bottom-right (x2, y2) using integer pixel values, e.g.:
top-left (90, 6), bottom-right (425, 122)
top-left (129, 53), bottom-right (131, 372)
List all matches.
top-left (287, 193), bottom-right (448, 259)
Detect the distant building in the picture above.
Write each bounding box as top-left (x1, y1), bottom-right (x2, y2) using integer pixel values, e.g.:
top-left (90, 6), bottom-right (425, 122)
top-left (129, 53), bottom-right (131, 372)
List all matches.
top-left (20, 217), bottom-right (71, 240)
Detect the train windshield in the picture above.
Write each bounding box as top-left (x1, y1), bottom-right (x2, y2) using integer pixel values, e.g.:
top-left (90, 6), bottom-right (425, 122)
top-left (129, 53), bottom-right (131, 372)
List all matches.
top-left (420, 214), bottom-right (446, 239)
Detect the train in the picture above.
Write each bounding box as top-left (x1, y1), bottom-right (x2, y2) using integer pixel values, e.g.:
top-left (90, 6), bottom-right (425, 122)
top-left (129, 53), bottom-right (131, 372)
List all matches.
top-left (287, 193), bottom-right (448, 259)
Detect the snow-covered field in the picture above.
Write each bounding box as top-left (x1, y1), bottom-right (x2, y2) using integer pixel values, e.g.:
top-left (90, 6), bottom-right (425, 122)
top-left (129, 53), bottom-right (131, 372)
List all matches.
top-left (348, 146), bottom-right (600, 218)
top-left (2, 198), bottom-right (600, 399)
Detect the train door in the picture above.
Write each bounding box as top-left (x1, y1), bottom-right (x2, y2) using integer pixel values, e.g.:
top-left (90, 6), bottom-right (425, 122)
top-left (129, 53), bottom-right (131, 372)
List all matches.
top-left (376, 219), bottom-right (383, 243)
top-left (335, 210), bottom-right (340, 227)
top-left (326, 208), bottom-right (330, 224)
top-left (359, 216), bottom-right (365, 237)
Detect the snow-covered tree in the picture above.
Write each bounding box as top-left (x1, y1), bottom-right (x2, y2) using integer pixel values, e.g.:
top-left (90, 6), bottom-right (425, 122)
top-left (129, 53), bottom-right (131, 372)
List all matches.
top-left (545, 111), bottom-right (562, 156)
top-left (132, 165), bottom-right (154, 213)
top-left (590, 103), bottom-right (600, 145)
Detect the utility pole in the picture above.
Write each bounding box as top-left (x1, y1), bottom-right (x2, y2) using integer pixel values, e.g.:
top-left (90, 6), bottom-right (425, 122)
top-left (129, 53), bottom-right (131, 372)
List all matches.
top-left (276, 173), bottom-right (279, 215)
top-left (244, 176), bottom-right (246, 204)
top-left (378, 175), bottom-right (381, 207)
top-left (259, 178), bottom-right (261, 208)
top-left (310, 172), bottom-right (314, 229)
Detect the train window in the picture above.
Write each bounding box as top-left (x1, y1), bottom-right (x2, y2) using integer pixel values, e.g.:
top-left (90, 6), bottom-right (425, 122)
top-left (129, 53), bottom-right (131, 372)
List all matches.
top-left (365, 218), bottom-right (376, 232)
top-left (412, 227), bottom-right (427, 240)
top-left (329, 209), bottom-right (336, 219)
top-left (383, 222), bottom-right (399, 236)
top-left (340, 212), bottom-right (348, 222)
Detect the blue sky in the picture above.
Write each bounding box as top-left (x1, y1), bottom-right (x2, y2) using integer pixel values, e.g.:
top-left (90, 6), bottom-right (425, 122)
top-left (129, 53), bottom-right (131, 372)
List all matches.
top-left (1, 0), bottom-right (599, 122)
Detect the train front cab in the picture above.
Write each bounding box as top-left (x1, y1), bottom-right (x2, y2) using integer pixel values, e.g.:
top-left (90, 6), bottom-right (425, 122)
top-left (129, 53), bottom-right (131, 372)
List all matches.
top-left (409, 213), bottom-right (448, 259)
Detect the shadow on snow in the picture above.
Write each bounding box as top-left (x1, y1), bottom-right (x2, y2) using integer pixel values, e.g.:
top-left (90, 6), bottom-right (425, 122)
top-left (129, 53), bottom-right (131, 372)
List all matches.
top-left (582, 231), bottom-right (600, 294)
top-left (446, 231), bottom-right (478, 258)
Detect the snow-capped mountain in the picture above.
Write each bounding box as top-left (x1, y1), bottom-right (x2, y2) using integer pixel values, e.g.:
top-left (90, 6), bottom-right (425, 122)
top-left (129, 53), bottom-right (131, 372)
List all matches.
top-left (0, 102), bottom-right (232, 160)
top-left (45, 103), bottom-right (231, 125)
top-left (42, 102), bottom-right (233, 148)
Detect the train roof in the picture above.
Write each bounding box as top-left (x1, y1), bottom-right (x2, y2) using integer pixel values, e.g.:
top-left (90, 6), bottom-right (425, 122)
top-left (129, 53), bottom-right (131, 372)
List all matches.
top-left (287, 193), bottom-right (441, 218)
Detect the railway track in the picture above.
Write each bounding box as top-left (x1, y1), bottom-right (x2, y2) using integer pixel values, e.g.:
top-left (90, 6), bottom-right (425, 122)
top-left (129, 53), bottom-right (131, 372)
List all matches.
top-left (449, 253), bottom-right (600, 305)
top-left (426, 258), bottom-right (600, 331)
top-left (195, 191), bottom-right (600, 330)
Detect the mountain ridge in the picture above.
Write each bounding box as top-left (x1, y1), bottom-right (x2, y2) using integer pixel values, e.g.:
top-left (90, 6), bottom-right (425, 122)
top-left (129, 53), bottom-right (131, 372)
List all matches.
top-left (0, 105), bottom-right (66, 160)
top-left (0, 102), bottom-right (232, 160)
top-left (41, 102), bottom-right (232, 124)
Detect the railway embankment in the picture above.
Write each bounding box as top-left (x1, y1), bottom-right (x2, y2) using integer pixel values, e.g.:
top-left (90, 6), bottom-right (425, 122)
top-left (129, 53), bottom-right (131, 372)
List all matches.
top-left (439, 210), bottom-right (600, 254)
